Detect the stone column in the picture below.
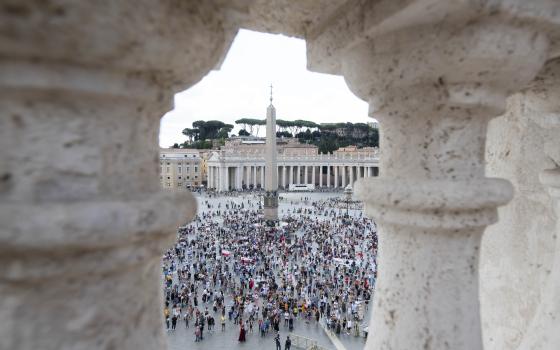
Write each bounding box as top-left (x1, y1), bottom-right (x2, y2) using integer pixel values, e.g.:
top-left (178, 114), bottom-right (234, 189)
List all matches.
top-left (0, 2), bottom-right (231, 349)
top-left (252, 166), bottom-right (257, 188)
top-left (212, 166), bottom-right (217, 189)
top-left (319, 166), bottom-right (323, 187)
top-left (237, 166), bottom-right (242, 190)
top-left (260, 165), bottom-right (265, 188)
top-left (304, 166), bottom-right (308, 185)
top-left (223, 166), bottom-right (229, 191)
top-left (332, 166), bottom-right (336, 188)
top-left (212, 166), bottom-right (216, 189)
top-left (337, 17), bottom-right (549, 350)
top-left (289, 166), bottom-right (293, 186)
top-left (367, 166), bottom-right (371, 178)
top-left (349, 166), bottom-right (354, 186)
top-left (513, 58), bottom-right (560, 349)
top-left (208, 166), bottom-right (212, 188)
top-left (310, 165), bottom-right (314, 184)
top-left (341, 166), bottom-right (346, 187)
top-left (312, 166), bottom-right (316, 186)
top-left (282, 166), bottom-right (287, 189)
top-left (296, 165), bottom-right (300, 184)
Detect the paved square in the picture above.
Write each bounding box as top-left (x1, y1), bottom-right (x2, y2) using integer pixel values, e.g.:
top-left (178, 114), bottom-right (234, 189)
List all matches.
top-left (164, 191), bottom-right (377, 350)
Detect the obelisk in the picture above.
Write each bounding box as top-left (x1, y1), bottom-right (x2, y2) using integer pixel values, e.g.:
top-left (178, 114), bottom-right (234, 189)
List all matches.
top-left (264, 85), bottom-right (279, 224)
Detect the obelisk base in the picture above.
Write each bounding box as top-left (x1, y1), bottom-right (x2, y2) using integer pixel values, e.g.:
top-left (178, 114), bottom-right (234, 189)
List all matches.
top-left (263, 190), bottom-right (278, 226)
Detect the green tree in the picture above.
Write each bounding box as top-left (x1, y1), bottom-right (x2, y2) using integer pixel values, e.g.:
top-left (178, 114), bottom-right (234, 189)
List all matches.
top-left (182, 128), bottom-right (199, 142)
top-left (216, 124), bottom-right (234, 139)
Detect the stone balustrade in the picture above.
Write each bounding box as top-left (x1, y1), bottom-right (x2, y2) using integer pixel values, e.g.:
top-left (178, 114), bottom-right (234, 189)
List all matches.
top-left (1, 1), bottom-right (560, 350)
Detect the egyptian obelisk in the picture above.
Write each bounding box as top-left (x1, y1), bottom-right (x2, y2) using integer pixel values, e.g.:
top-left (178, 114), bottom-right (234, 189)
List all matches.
top-left (264, 85), bottom-right (279, 224)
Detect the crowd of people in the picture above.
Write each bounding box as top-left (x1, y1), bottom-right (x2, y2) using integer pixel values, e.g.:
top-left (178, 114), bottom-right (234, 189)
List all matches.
top-left (162, 192), bottom-right (378, 348)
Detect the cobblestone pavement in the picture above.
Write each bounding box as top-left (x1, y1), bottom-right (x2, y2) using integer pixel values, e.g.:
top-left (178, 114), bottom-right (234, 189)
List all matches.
top-left (167, 191), bottom-right (372, 350)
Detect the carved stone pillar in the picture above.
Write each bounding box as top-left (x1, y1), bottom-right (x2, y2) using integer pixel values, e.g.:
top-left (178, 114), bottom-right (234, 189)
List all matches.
top-left (339, 18), bottom-right (549, 350)
top-left (0, 2), bottom-right (231, 349)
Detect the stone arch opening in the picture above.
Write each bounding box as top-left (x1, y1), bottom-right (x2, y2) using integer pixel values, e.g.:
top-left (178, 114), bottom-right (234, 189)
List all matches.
top-left (3, 2), bottom-right (560, 350)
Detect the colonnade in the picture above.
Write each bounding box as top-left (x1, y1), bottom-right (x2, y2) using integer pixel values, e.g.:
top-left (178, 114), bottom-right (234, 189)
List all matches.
top-left (207, 164), bottom-right (379, 191)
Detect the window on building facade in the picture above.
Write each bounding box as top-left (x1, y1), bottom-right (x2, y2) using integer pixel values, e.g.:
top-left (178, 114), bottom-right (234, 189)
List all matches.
top-left (178, 176), bottom-right (182, 179)
top-left (178, 167), bottom-right (182, 173)
top-left (167, 176), bottom-right (170, 180)
top-left (166, 167), bottom-right (170, 173)
top-left (194, 166), bottom-right (198, 172)
top-left (186, 176), bottom-right (190, 179)
top-left (178, 182), bottom-right (182, 186)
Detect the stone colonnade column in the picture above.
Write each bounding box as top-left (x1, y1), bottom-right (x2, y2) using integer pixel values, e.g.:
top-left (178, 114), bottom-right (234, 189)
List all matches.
top-left (0, 2), bottom-right (231, 349)
top-left (312, 166), bottom-right (315, 185)
top-left (252, 166), bottom-right (257, 187)
top-left (304, 166), bottom-right (308, 185)
top-left (212, 166), bottom-right (217, 189)
top-left (212, 166), bottom-right (216, 189)
top-left (349, 166), bottom-right (354, 186)
top-left (323, 12), bottom-right (550, 350)
top-left (333, 166), bottom-right (337, 188)
top-left (341, 166), bottom-right (346, 187)
top-left (237, 166), bottom-right (242, 190)
top-left (289, 165), bottom-right (293, 186)
top-left (260, 165), bottom-right (265, 188)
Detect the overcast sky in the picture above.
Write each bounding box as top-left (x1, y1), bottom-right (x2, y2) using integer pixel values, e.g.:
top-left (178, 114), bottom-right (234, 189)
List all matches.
top-left (159, 29), bottom-right (370, 147)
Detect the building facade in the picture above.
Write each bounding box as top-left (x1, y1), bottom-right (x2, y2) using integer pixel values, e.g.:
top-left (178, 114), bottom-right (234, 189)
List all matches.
top-left (207, 137), bottom-right (379, 191)
top-left (159, 148), bottom-right (202, 189)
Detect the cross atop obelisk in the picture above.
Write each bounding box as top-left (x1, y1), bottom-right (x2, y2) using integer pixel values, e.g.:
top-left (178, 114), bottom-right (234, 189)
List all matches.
top-left (269, 84), bottom-right (273, 104)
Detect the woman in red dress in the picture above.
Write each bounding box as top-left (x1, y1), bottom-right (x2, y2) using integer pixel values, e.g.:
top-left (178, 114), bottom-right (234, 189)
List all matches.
top-left (238, 324), bottom-right (246, 342)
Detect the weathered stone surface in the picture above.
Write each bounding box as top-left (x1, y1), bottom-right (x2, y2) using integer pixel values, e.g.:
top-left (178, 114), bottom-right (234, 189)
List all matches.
top-left (0, 1), bottom-right (234, 349)
top-left (319, 3), bottom-right (552, 349)
top-left (482, 58), bottom-right (560, 350)
top-left (482, 96), bottom-right (556, 350)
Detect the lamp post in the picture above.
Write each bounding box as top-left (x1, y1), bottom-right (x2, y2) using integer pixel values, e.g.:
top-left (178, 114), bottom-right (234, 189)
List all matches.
top-left (344, 184), bottom-right (353, 219)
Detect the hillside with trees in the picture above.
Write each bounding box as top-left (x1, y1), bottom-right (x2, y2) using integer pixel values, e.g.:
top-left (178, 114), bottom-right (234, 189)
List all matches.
top-left (174, 118), bottom-right (379, 153)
